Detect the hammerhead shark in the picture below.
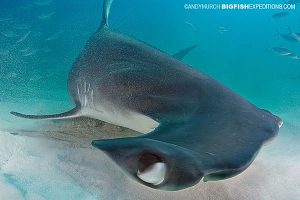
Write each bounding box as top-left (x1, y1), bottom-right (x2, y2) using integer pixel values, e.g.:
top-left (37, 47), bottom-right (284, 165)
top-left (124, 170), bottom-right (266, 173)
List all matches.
top-left (11, 0), bottom-right (282, 191)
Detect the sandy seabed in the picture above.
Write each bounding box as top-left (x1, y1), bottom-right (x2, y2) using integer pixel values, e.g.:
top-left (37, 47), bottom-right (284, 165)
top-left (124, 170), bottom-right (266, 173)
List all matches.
top-left (0, 107), bottom-right (299, 200)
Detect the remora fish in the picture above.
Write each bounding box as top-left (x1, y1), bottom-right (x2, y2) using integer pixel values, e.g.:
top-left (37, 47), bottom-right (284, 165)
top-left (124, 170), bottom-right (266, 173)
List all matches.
top-left (12, 0), bottom-right (283, 191)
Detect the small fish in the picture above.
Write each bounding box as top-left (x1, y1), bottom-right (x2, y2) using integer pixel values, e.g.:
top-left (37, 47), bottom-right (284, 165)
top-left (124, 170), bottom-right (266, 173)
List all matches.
top-left (1, 31), bottom-right (18, 38)
top-left (218, 26), bottom-right (228, 34)
top-left (38, 12), bottom-right (55, 20)
top-left (286, 53), bottom-right (300, 60)
top-left (20, 47), bottom-right (31, 53)
top-left (270, 12), bottom-right (289, 20)
top-left (290, 33), bottom-right (300, 42)
top-left (16, 31), bottom-right (31, 44)
top-left (278, 33), bottom-right (298, 42)
top-left (34, 0), bottom-right (54, 6)
top-left (286, 25), bottom-right (300, 42)
top-left (271, 47), bottom-right (292, 56)
top-left (185, 21), bottom-right (196, 31)
top-left (20, 47), bottom-right (38, 57)
top-left (277, 28), bottom-right (298, 42)
top-left (266, 42), bottom-right (299, 59)
top-left (22, 49), bottom-right (38, 57)
top-left (46, 31), bottom-right (63, 41)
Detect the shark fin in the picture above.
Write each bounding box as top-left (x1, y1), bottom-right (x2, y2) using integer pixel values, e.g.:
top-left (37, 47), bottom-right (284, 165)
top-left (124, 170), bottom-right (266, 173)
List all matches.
top-left (173, 45), bottom-right (198, 60)
top-left (10, 106), bottom-right (81, 120)
top-left (99, 0), bottom-right (114, 29)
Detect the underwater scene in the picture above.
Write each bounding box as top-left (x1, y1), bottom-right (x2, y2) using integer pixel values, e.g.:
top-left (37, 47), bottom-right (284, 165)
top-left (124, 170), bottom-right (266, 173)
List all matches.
top-left (0, 0), bottom-right (300, 199)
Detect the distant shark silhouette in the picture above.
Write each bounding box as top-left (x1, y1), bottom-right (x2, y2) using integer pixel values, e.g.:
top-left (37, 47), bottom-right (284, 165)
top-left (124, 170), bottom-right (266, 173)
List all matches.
top-left (11, 0), bottom-right (282, 191)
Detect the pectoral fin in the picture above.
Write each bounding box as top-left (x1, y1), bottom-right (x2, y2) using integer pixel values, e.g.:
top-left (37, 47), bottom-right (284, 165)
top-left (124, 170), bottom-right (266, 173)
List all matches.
top-left (173, 45), bottom-right (199, 60)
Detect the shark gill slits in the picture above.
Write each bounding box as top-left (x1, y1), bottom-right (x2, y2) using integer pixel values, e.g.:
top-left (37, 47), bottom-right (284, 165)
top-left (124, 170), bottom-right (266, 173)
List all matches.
top-left (137, 153), bottom-right (167, 186)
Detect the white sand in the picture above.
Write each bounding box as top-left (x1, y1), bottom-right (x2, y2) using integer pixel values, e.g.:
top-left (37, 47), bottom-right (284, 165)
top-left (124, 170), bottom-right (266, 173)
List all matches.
top-left (0, 103), bottom-right (299, 199)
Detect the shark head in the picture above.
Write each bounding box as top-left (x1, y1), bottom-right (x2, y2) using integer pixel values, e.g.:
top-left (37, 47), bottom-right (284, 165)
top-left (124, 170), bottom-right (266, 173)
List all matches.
top-left (92, 137), bottom-right (204, 191)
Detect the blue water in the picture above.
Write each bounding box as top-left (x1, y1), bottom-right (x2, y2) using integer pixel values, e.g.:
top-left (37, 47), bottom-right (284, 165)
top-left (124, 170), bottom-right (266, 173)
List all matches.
top-left (1, 0), bottom-right (300, 112)
top-left (0, 0), bottom-right (300, 199)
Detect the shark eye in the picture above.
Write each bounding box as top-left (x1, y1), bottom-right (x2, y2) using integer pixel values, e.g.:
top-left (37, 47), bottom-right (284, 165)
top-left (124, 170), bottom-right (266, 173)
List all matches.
top-left (137, 153), bottom-right (167, 186)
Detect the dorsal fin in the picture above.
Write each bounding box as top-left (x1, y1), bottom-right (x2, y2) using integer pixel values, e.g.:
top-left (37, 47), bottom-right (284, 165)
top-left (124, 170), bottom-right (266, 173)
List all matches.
top-left (100, 0), bottom-right (114, 29)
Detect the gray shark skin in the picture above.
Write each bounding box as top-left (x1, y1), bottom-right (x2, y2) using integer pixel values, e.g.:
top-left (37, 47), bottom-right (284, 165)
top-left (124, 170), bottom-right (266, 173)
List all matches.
top-left (92, 81), bottom-right (282, 190)
top-left (10, 2), bottom-right (198, 134)
top-left (12, 0), bottom-right (282, 191)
